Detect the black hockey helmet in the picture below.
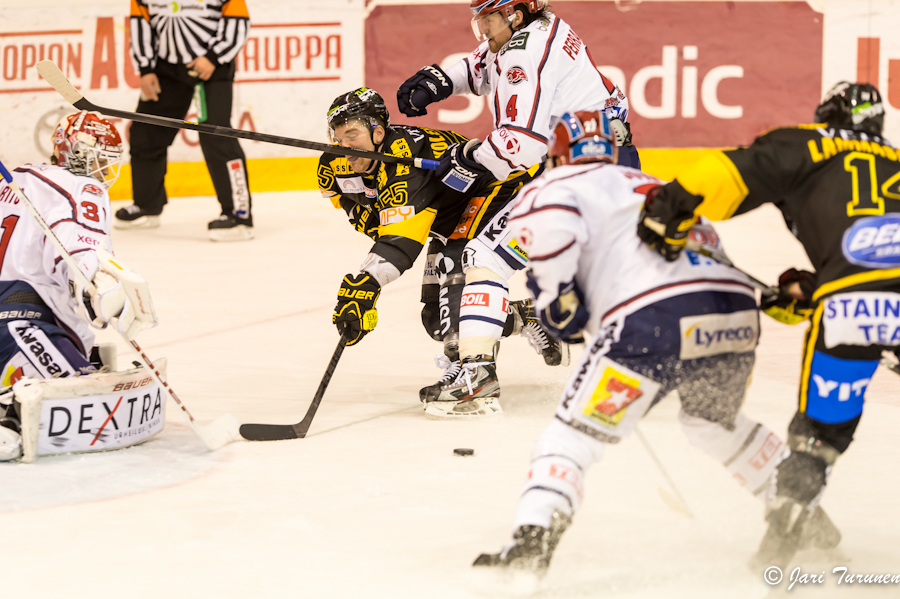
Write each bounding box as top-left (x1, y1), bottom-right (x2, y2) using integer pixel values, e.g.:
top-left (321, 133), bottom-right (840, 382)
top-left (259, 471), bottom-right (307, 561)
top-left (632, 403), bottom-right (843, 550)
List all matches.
top-left (327, 88), bottom-right (390, 141)
top-left (814, 81), bottom-right (885, 137)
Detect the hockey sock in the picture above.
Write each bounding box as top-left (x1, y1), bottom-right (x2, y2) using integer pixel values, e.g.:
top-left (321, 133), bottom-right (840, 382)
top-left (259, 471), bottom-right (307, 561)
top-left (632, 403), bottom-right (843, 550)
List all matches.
top-left (513, 420), bottom-right (604, 529)
top-left (459, 270), bottom-right (509, 359)
top-left (680, 411), bottom-right (785, 499)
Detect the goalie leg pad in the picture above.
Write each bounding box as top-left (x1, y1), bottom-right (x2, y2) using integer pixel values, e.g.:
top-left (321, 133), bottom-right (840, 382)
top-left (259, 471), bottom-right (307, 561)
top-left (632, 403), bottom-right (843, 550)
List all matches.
top-left (514, 419), bottom-right (604, 529)
top-left (679, 411), bottom-right (785, 498)
top-left (5, 319), bottom-right (94, 379)
top-left (14, 360), bottom-right (168, 463)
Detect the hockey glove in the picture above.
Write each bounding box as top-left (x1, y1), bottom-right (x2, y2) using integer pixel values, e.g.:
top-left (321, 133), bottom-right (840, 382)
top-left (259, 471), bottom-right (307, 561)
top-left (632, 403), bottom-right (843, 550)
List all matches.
top-left (761, 268), bottom-right (817, 325)
top-left (397, 64), bottom-right (453, 117)
top-left (333, 273), bottom-right (381, 345)
top-left (637, 182), bottom-right (702, 262)
top-left (348, 204), bottom-right (379, 240)
top-left (436, 139), bottom-right (489, 193)
top-left (609, 119), bottom-right (633, 146)
top-left (527, 273), bottom-right (589, 344)
top-left (75, 248), bottom-right (159, 341)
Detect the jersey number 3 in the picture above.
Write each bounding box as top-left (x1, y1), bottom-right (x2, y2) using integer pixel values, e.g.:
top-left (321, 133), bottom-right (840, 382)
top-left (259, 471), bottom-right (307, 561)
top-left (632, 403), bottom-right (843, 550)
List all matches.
top-left (0, 215), bottom-right (19, 270)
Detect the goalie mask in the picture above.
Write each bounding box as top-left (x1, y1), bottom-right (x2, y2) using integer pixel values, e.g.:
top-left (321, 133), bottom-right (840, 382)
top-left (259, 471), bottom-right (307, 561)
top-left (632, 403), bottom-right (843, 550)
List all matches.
top-left (52, 111), bottom-right (124, 188)
top-left (327, 88), bottom-right (390, 143)
top-left (547, 111), bottom-right (618, 168)
top-left (814, 81), bottom-right (885, 138)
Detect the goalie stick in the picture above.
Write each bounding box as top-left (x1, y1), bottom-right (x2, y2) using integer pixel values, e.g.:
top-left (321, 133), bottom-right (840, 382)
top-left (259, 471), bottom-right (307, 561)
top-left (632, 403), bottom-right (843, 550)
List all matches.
top-left (239, 335), bottom-right (347, 441)
top-left (0, 159), bottom-right (240, 451)
top-left (36, 60), bottom-right (440, 171)
top-left (685, 240), bottom-right (900, 376)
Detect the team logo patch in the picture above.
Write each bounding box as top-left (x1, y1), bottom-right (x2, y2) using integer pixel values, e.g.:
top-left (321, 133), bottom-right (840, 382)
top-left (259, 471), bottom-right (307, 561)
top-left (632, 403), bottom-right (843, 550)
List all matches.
top-left (842, 214), bottom-right (900, 268)
top-left (583, 367), bottom-right (643, 427)
top-left (507, 66), bottom-right (527, 85)
top-left (82, 184), bottom-right (104, 196)
top-left (679, 310), bottom-right (758, 360)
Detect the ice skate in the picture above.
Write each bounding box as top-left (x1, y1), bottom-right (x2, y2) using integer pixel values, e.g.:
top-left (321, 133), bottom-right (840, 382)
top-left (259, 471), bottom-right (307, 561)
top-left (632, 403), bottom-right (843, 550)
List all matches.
top-left (419, 355), bottom-right (462, 403)
top-left (750, 498), bottom-right (812, 571)
top-left (421, 355), bottom-right (502, 417)
top-left (0, 396), bottom-right (22, 462)
top-left (473, 511), bottom-right (571, 579)
top-left (208, 213), bottom-right (254, 241)
top-left (798, 506), bottom-right (841, 551)
top-left (510, 299), bottom-right (570, 366)
top-left (114, 204), bottom-right (160, 229)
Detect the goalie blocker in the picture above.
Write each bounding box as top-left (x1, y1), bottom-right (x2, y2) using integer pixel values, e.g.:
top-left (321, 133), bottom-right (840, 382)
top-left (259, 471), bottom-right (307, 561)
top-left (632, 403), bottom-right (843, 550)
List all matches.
top-left (3, 361), bottom-right (167, 463)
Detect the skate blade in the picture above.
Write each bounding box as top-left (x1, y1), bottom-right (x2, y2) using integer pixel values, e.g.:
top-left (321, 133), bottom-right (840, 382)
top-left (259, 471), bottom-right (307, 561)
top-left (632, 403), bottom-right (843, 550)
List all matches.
top-left (423, 397), bottom-right (503, 418)
top-left (559, 342), bottom-right (571, 367)
top-left (113, 215), bottom-right (160, 229)
top-left (209, 225), bottom-right (254, 242)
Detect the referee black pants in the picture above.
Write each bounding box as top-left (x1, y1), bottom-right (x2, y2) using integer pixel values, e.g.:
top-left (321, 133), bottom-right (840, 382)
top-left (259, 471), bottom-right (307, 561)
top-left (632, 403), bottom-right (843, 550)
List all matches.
top-left (130, 61), bottom-right (252, 218)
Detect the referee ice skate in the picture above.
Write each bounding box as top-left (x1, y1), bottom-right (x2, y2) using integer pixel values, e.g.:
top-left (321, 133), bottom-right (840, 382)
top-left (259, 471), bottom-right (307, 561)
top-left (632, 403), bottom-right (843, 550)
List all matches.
top-left (117, 0), bottom-right (253, 241)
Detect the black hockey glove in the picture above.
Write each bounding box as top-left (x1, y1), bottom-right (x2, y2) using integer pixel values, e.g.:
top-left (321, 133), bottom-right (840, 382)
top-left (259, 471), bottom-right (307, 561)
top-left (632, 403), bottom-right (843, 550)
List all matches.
top-left (333, 273), bottom-right (381, 345)
top-left (761, 268), bottom-right (817, 325)
top-left (527, 273), bottom-right (589, 344)
top-left (436, 139), bottom-right (489, 193)
top-left (397, 64), bottom-right (453, 117)
top-left (637, 181), bottom-right (702, 262)
top-left (348, 204), bottom-right (379, 240)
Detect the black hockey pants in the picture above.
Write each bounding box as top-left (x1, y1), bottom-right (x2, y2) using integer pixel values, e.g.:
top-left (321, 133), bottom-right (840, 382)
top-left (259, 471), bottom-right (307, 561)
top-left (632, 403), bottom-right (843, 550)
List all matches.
top-left (129, 61), bottom-right (251, 217)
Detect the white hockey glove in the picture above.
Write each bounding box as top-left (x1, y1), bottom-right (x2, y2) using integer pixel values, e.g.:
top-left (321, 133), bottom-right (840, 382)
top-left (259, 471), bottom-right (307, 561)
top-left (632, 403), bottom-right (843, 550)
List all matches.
top-left (75, 248), bottom-right (159, 341)
top-left (609, 119), bottom-right (632, 146)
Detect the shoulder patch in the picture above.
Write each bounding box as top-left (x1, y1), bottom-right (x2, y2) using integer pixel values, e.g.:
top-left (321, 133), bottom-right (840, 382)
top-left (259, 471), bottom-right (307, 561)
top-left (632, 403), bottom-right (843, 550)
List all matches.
top-left (500, 32), bottom-right (529, 55)
top-left (507, 66), bottom-right (527, 85)
top-left (82, 183), bottom-right (104, 196)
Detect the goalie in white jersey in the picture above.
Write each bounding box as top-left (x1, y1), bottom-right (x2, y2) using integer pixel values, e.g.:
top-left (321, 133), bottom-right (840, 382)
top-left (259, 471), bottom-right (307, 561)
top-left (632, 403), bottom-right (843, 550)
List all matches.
top-left (0, 111), bottom-right (158, 461)
top-left (472, 112), bottom-right (839, 576)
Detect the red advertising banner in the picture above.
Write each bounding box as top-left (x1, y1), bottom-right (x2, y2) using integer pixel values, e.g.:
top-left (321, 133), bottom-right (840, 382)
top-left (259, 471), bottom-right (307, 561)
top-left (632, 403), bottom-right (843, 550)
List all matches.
top-left (365, 2), bottom-right (823, 148)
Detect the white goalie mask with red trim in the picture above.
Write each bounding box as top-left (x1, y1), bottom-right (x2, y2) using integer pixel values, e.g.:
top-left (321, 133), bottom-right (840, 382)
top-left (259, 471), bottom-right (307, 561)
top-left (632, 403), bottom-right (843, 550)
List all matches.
top-left (52, 111), bottom-right (124, 188)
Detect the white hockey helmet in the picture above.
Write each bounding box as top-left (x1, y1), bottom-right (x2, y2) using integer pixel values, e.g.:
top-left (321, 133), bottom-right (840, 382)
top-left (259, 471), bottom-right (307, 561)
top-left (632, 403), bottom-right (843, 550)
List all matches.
top-left (52, 111), bottom-right (124, 188)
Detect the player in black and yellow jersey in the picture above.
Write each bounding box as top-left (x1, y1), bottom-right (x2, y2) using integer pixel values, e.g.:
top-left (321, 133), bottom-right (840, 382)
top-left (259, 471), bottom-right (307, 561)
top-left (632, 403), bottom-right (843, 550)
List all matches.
top-left (637, 82), bottom-right (898, 568)
top-left (319, 88), bottom-right (566, 416)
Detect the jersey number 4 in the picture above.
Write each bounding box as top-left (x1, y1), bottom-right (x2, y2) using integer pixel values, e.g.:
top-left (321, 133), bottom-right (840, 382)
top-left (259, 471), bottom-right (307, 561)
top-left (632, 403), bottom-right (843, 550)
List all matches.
top-left (0, 215), bottom-right (19, 270)
top-left (506, 95), bottom-right (518, 121)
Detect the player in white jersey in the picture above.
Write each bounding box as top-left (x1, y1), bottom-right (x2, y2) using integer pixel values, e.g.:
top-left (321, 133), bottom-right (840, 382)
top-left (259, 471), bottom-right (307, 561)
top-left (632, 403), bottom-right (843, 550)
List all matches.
top-left (0, 111), bottom-right (158, 461)
top-left (471, 111), bottom-right (838, 577)
top-left (396, 1), bottom-right (640, 406)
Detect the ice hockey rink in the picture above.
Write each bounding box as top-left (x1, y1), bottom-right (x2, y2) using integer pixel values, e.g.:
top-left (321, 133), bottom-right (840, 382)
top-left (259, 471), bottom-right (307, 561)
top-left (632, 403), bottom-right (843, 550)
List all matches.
top-left (2, 191), bottom-right (899, 599)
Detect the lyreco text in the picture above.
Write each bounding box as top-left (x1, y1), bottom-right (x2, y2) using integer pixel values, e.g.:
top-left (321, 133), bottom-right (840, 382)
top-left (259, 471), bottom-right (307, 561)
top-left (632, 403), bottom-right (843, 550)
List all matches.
top-left (679, 309), bottom-right (758, 360)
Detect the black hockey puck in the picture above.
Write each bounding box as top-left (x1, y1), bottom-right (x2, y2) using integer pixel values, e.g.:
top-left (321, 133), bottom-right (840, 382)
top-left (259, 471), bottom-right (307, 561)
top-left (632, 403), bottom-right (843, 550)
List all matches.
top-left (453, 448), bottom-right (475, 456)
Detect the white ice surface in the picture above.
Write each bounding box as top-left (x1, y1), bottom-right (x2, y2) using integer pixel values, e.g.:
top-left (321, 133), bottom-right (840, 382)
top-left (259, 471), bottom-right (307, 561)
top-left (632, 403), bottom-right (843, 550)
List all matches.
top-left (2, 193), bottom-right (899, 598)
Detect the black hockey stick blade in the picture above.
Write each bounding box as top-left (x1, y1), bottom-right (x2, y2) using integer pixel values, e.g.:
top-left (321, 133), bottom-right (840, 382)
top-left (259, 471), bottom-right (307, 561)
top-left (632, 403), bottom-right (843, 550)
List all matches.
top-left (35, 60), bottom-right (439, 170)
top-left (239, 336), bottom-right (348, 441)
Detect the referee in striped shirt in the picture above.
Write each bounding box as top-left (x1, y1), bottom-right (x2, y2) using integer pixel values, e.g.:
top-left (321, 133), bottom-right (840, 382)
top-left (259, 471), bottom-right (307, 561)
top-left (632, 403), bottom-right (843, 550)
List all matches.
top-left (118, 0), bottom-right (255, 241)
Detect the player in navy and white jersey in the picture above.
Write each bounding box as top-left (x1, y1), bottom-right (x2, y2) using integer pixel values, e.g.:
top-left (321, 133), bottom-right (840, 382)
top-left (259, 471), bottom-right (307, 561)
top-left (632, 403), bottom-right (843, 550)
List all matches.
top-left (0, 111), bottom-right (158, 461)
top-left (472, 111), bottom-right (838, 577)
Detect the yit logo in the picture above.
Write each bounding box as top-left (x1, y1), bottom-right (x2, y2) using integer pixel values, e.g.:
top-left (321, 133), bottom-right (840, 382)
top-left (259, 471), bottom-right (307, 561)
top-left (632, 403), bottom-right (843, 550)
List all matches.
top-left (811, 374), bottom-right (870, 401)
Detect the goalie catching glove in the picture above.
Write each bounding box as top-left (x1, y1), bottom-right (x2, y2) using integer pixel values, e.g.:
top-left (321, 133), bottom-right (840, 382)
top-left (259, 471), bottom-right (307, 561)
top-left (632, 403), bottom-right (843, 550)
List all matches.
top-left (74, 247), bottom-right (159, 341)
top-left (761, 268), bottom-right (817, 325)
top-left (333, 273), bottom-right (380, 345)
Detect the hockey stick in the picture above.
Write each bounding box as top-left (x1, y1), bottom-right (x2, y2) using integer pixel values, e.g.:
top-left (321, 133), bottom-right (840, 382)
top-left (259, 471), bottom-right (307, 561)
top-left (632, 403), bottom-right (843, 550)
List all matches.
top-left (634, 427), bottom-right (695, 519)
top-left (239, 335), bottom-right (347, 441)
top-left (36, 60), bottom-right (440, 171)
top-left (0, 160), bottom-right (239, 451)
top-left (685, 240), bottom-right (900, 376)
